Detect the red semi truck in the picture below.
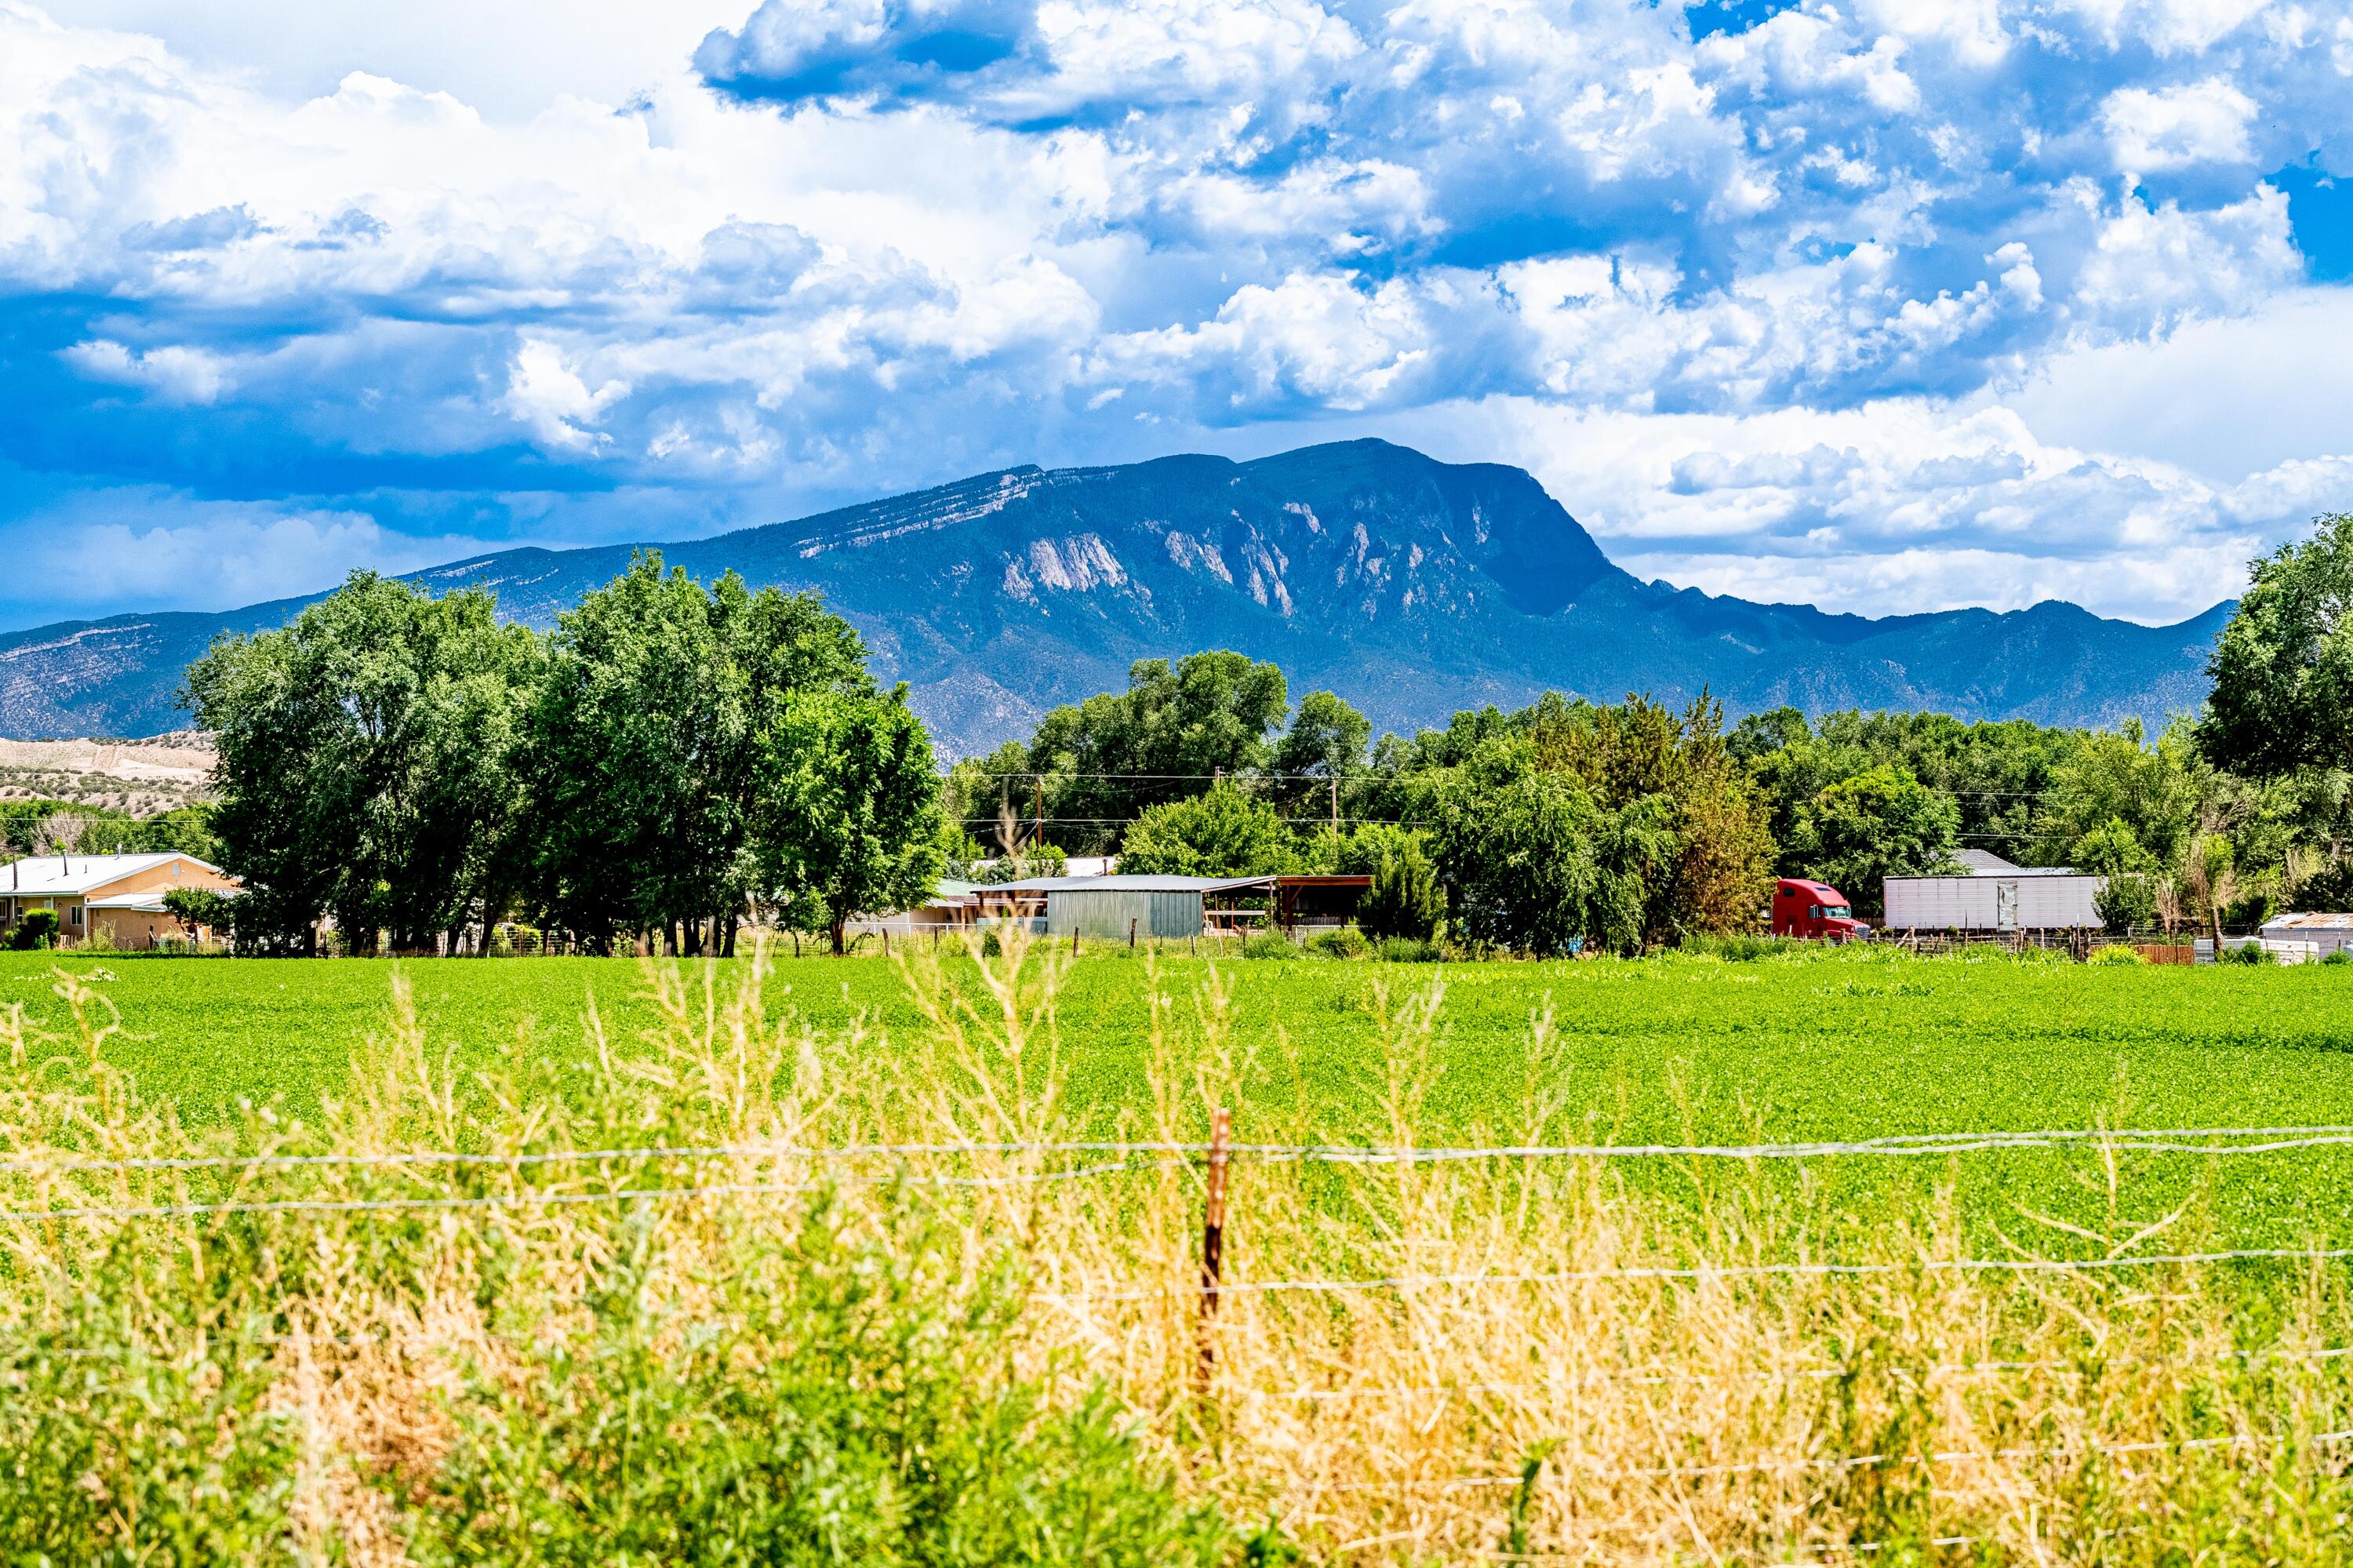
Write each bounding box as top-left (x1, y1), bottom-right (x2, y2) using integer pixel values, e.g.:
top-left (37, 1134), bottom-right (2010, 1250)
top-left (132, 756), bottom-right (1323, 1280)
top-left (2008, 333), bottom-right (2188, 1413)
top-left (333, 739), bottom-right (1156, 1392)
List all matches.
top-left (1771, 877), bottom-right (1870, 941)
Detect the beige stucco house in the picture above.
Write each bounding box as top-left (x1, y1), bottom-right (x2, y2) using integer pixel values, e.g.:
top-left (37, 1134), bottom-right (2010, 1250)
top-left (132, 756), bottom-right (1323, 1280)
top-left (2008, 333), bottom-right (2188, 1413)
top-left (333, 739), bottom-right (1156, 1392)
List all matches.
top-left (0, 853), bottom-right (241, 949)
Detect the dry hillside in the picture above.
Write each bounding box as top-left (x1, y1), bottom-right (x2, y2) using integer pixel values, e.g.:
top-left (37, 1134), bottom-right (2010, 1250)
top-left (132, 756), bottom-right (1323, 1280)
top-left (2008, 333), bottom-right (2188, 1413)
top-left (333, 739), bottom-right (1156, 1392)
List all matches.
top-left (0, 732), bottom-right (214, 814)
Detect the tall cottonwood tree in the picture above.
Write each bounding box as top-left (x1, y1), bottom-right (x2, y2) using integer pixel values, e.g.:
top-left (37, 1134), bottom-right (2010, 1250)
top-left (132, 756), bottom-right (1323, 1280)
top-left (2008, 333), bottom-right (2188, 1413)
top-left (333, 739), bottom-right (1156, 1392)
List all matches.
top-left (2202, 512), bottom-right (2353, 779)
top-left (521, 553), bottom-right (871, 955)
top-left (755, 689), bottom-right (944, 953)
top-left (184, 573), bottom-right (537, 954)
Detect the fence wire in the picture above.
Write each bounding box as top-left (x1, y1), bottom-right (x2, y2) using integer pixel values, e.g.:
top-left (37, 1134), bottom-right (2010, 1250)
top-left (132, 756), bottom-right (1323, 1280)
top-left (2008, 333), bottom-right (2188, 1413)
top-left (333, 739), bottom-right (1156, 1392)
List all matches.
top-left (11, 1122), bottom-right (2353, 1179)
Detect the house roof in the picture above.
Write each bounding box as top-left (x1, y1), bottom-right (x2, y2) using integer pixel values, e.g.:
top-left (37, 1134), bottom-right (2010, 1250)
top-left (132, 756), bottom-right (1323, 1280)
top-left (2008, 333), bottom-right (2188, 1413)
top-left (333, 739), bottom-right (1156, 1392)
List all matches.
top-left (1955, 849), bottom-right (2020, 872)
top-left (2263, 911), bottom-right (2353, 932)
top-left (0, 853), bottom-right (226, 897)
top-left (996, 874), bottom-right (1276, 893)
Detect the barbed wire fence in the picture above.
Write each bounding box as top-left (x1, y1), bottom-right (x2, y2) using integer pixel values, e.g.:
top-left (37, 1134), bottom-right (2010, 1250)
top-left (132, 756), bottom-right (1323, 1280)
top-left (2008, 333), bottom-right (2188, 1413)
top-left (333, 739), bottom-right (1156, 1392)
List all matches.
top-left (13, 1116), bottom-right (2353, 1552)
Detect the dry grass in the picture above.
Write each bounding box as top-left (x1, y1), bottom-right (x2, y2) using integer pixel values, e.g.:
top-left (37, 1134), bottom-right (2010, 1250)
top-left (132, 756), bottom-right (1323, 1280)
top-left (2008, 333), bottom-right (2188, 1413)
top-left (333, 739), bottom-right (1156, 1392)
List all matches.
top-left (5, 931), bottom-right (2353, 1563)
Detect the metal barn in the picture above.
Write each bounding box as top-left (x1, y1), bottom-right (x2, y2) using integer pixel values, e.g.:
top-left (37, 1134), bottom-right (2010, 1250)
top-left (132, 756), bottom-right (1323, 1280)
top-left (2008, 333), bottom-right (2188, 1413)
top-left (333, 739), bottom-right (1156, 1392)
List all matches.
top-left (1001, 875), bottom-right (1272, 940)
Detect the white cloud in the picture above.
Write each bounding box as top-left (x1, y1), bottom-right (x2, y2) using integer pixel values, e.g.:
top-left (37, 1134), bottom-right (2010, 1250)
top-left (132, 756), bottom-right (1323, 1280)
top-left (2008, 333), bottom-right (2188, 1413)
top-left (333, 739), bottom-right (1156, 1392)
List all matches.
top-left (2100, 77), bottom-right (2259, 173)
top-left (502, 339), bottom-right (630, 451)
top-left (4, 493), bottom-right (493, 614)
top-left (60, 339), bottom-right (233, 403)
top-left (2, 0), bottom-right (2350, 632)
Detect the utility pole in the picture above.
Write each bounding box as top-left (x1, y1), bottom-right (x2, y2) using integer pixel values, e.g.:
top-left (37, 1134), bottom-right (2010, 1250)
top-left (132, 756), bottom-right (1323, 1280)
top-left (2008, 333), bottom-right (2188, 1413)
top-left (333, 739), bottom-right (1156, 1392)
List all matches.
top-left (1330, 773), bottom-right (1339, 834)
top-left (1034, 777), bottom-right (1043, 850)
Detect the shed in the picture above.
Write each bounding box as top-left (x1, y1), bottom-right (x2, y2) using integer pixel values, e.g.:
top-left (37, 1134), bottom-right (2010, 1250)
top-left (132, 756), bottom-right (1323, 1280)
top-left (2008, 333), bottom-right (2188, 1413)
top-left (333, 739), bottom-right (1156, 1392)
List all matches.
top-left (1882, 851), bottom-right (2104, 931)
top-left (998, 874), bottom-right (1275, 940)
top-left (2258, 912), bottom-right (2353, 962)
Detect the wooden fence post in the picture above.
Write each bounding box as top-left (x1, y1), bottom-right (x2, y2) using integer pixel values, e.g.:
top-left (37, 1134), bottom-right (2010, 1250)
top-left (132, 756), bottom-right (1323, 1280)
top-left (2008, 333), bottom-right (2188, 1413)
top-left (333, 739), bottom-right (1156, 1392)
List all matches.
top-left (1129, 916), bottom-right (1137, 949)
top-left (1198, 1106), bottom-right (1232, 1394)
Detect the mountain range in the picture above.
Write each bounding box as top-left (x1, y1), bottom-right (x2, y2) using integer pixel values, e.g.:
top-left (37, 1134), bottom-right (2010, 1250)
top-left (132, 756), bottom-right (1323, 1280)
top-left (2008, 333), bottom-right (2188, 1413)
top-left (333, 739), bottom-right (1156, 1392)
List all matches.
top-left (0, 439), bottom-right (2231, 758)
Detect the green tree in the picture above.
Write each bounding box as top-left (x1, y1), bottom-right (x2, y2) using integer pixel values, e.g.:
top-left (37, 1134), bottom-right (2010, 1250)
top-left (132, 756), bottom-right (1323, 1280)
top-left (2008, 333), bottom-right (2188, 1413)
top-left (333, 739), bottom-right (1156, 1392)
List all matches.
top-left (2201, 513), bottom-right (2353, 777)
top-left (184, 572), bottom-right (537, 955)
top-left (2031, 719), bottom-right (2206, 872)
top-left (1024, 653), bottom-right (1289, 853)
top-left (161, 886), bottom-right (236, 943)
top-left (1355, 829), bottom-right (1443, 942)
top-left (1115, 784), bottom-right (1300, 877)
top-left (1430, 769), bottom-right (1606, 957)
top-left (1271, 689), bottom-right (1371, 824)
top-left (521, 555), bottom-right (870, 954)
top-left (1785, 765), bottom-right (1962, 916)
top-left (756, 689), bottom-right (946, 954)
top-left (2068, 816), bottom-right (2160, 879)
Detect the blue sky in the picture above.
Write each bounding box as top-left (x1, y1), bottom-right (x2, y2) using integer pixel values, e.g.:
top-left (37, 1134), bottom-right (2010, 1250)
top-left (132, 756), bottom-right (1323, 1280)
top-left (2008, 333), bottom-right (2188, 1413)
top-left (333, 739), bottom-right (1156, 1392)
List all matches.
top-left (3, 0), bottom-right (2351, 632)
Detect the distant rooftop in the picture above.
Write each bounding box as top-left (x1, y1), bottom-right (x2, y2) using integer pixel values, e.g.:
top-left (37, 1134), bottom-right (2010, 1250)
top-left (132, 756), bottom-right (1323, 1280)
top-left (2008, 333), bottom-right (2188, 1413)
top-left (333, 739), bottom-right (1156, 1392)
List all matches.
top-left (0, 852), bottom-right (224, 897)
top-left (1947, 849), bottom-right (2080, 877)
top-left (995, 874), bottom-right (1276, 893)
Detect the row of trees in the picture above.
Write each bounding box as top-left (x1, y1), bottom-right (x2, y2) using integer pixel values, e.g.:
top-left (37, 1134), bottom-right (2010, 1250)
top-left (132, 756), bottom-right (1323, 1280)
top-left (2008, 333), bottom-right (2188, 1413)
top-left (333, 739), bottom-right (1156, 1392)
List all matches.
top-left (186, 556), bottom-right (944, 955)
top-left (2, 800), bottom-right (218, 861)
top-left (57, 512), bottom-right (2353, 959)
top-left (944, 515), bottom-right (2353, 952)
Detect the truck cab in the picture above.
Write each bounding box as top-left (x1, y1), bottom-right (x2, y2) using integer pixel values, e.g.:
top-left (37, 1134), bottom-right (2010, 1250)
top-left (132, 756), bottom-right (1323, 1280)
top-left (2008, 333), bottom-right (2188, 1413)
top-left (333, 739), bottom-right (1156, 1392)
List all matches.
top-left (1772, 877), bottom-right (1870, 941)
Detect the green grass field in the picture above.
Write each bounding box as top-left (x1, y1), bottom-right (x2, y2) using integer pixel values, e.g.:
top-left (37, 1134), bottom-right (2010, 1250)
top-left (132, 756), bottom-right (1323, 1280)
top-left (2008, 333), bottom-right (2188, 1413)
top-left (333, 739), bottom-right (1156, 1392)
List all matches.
top-left (14, 941), bottom-right (2353, 1562)
top-left (9, 943), bottom-right (2353, 1252)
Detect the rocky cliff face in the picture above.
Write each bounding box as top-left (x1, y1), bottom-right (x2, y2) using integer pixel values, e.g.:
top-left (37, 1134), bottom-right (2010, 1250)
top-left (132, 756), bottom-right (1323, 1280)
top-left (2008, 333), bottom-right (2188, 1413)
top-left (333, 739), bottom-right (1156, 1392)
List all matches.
top-left (0, 440), bottom-right (2230, 754)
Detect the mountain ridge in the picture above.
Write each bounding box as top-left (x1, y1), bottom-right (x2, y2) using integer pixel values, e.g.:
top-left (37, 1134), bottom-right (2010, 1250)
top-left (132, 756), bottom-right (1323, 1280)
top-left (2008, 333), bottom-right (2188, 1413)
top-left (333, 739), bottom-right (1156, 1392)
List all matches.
top-left (0, 439), bottom-right (2232, 755)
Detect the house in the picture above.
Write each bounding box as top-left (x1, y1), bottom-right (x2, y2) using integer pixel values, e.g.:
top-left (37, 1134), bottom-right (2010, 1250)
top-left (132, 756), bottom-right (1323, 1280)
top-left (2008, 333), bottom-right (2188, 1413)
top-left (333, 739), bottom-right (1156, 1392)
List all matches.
top-left (1882, 850), bottom-right (2104, 931)
top-left (845, 879), bottom-right (984, 938)
top-left (0, 853), bottom-right (241, 949)
top-left (2257, 911), bottom-right (2353, 962)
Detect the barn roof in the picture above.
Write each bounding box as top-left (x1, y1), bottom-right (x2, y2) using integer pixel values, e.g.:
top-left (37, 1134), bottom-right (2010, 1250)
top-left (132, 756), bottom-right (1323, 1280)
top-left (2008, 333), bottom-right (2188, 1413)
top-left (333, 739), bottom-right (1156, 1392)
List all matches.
top-left (995, 874), bottom-right (1275, 893)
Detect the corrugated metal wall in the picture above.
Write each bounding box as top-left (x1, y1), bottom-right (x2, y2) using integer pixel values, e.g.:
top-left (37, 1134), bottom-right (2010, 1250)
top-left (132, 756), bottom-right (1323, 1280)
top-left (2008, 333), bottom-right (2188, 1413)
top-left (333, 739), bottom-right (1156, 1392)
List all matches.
top-left (1883, 876), bottom-right (2104, 930)
top-left (1045, 889), bottom-right (1202, 939)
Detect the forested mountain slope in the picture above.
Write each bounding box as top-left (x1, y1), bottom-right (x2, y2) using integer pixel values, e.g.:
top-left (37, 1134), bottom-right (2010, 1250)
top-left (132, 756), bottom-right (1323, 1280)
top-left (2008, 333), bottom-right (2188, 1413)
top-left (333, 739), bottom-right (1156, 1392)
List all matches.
top-left (0, 440), bottom-right (2230, 754)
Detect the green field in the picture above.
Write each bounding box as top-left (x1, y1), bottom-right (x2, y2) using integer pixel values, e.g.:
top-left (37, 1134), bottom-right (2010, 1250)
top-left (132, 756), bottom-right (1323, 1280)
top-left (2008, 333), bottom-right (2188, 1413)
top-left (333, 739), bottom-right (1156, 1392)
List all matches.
top-left (9, 943), bottom-right (2353, 1254)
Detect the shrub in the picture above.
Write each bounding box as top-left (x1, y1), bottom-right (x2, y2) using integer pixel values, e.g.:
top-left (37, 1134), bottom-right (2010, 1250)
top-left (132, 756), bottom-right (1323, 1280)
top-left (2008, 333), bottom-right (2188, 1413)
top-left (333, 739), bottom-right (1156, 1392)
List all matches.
top-left (9, 909), bottom-right (59, 950)
top-left (1356, 833), bottom-right (1444, 943)
top-left (1374, 936), bottom-right (1439, 962)
top-left (2322, 949), bottom-right (2353, 966)
top-left (2087, 944), bottom-right (2148, 966)
top-left (409, 1202), bottom-right (1225, 1568)
top-left (2093, 873), bottom-right (2157, 934)
top-left (1678, 931), bottom-right (1804, 962)
top-left (1306, 927), bottom-right (1369, 959)
top-left (1243, 933), bottom-right (1297, 959)
top-left (161, 886), bottom-right (236, 938)
top-left (2220, 941), bottom-right (2277, 966)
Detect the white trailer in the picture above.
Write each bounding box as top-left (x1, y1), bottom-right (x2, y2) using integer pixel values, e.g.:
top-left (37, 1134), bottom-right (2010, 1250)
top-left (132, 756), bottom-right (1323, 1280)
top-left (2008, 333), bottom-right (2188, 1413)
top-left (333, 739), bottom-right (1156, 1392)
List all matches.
top-left (1882, 870), bottom-right (2105, 931)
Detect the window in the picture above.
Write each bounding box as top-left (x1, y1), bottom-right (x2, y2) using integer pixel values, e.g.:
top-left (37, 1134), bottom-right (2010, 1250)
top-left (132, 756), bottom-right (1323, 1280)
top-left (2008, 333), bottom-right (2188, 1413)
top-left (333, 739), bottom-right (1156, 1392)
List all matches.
top-left (1822, 904), bottom-right (1852, 919)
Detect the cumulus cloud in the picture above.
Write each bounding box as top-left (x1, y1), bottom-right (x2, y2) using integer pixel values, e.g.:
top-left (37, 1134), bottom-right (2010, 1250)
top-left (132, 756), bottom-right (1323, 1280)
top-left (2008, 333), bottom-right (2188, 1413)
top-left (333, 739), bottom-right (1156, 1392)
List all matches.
top-left (2101, 78), bottom-right (2258, 174)
top-left (0, 0), bottom-right (2348, 631)
top-left (60, 340), bottom-right (235, 404)
top-left (501, 339), bottom-right (631, 452)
